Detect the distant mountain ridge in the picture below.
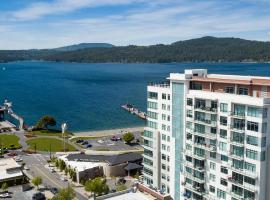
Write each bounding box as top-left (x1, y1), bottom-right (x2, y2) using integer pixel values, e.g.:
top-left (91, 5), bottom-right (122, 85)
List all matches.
top-left (53, 43), bottom-right (114, 51)
top-left (0, 36), bottom-right (270, 63)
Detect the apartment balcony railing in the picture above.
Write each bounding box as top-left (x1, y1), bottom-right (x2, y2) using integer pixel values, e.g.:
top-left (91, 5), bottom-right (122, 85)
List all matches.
top-left (230, 125), bottom-right (245, 133)
top-left (193, 130), bottom-right (217, 140)
top-left (148, 81), bottom-right (170, 88)
top-left (183, 161), bottom-right (205, 172)
top-left (230, 111), bottom-right (246, 119)
top-left (229, 165), bottom-right (258, 180)
top-left (183, 172), bottom-right (205, 184)
top-left (193, 142), bottom-right (217, 152)
top-left (229, 139), bottom-right (245, 147)
top-left (194, 106), bottom-right (217, 113)
top-left (229, 153), bottom-right (244, 161)
top-left (184, 183), bottom-right (206, 196)
top-left (194, 118), bottom-right (217, 127)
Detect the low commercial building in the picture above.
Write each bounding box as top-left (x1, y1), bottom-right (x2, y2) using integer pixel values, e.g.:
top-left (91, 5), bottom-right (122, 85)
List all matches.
top-left (59, 152), bottom-right (142, 183)
top-left (0, 158), bottom-right (24, 186)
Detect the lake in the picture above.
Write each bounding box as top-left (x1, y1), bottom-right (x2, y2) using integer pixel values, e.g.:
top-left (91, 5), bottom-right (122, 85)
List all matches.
top-left (1, 61), bottom-right (270, 131)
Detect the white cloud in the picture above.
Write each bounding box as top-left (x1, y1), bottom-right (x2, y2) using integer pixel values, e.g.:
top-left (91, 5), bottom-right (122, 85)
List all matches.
top-left (11, 0), bottom-right (145, 21)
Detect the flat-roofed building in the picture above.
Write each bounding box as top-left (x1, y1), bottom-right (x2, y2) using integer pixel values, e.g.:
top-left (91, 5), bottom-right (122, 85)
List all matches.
top-left (143, 69), bottom-right (270, 200)
top-left (0, 158), bottom-right (24, 186)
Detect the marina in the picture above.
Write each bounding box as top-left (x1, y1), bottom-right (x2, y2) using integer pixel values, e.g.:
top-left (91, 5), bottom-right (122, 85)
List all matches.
top-left (121, 104), bottom-right (147, 120)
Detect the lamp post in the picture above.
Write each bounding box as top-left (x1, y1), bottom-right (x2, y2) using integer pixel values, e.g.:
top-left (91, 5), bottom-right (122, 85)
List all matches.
top-left (61, 123), bottom-right (67, 152)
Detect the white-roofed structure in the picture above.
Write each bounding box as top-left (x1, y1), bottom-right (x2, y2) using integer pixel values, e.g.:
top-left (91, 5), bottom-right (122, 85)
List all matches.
top-left (0, 158), bottom-right (24, 185)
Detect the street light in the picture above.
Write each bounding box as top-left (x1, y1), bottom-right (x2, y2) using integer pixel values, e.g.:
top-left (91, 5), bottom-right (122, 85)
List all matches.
top-left (61, 123), bottom-right (67, 152)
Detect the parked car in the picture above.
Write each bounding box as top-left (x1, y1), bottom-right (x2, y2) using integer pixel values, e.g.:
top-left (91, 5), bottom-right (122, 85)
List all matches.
top-left (14, 156), bottom-right (23, 162)
top-left (49, 168), bottom-right (55, 173)
top-left (82, 141), bottom-right (88, 145)
top-left (76, 139), bottom-right (83, 144)
top-left (86, 144), bottom-right (92, 148)
top-left (60, 177), bottom-right (67, 182)
top-left (110, 136), bottom-right (117, 141)
top-left (50, 187), bottom-right (59, 195)
top-left (7, 152), bottom-right (17, 157)
top-left (32, 192), bottom-right (45, 200)
top-left (0, 192), bottom-right (11, 198)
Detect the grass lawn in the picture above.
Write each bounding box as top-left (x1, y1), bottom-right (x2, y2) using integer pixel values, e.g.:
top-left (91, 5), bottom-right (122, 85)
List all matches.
top-left (0, 134), bottom-right (21, 149)
top-left (26, 137), bottom-right (76, 152)
top-left (28, 129), bottom-right (73, 137)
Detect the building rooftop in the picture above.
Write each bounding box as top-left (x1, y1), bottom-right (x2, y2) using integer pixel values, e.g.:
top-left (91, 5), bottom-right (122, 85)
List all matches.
top-left (0, 158), bottom-right (23, 181)
top-left (65, 152), bottom-right (143, 166)
top-left (104, 191), bottom-right (154, 200)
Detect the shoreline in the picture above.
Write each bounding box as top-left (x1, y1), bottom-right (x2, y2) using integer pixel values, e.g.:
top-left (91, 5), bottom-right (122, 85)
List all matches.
top-left (73, 126), bottom-right (144, 137)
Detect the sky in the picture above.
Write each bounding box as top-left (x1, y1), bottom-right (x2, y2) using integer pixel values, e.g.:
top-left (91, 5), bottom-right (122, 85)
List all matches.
top-left (0, 0), bottom-right (270, 49)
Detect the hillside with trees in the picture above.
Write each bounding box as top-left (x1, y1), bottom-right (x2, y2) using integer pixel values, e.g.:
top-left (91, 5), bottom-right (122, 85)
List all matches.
top-left (1, 36), bottom-right (270, 63)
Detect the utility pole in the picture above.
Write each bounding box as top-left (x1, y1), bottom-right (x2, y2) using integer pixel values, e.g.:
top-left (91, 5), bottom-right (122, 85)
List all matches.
top-left (49, 143), bottom-right (52, 159)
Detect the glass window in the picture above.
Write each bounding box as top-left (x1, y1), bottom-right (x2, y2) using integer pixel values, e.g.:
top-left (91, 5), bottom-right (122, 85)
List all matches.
top-left (210, 152), bottom-right (216, 158)
top-left (234, 104), bottom-right (245, 116)
top-left (187, 98), bottom-right (193, 106)
top-left (238, 87), bottom-right (249, 95)
top-left (147, 120), bottom-right (157, 129)
top-left (246, 149), bottom-right (258, 160)
top-left (148, 92), bottom-right (158, 99)
top-left (220, 178), bottom-right (227, 186)
top-left (233, 159), bottom-right (243, 169)
top-left (194, 124), bottom-right (205, 133)
top-left (247, 106), bottom-right (263, 117)
top-left (210, 185), bottom-right (215, 193)
top-left (262, 137), bottom-right (266, 147)
top-left (210, 162), bottom-right (216, 170)
top-left (187, 110), bottom-right (193, 118)
top-left (221, 155), bottom-right (228, 162)
top-left (162, 104), bottom-right (166, 110)
top-left (219, 142), bottom-right (227, 151)
top-left (147, 101), bottom-right (158, 109)
top-left (246, 135), bottom-right (258, 146)
top-left (190, 82), bottom-right (202, 90)
top-left (167, 94), bottom-right (170, 100)
top-left (220, 116), bottom-right (227, 126)
top-left (225, 86), bottom-right (234, 94)
top-left (247, 121), bottom-right (259, 132)
top-left (244, 162), bottom-right (256, 172)
top-left (147, 111), bottom-right (158, 119)
top-left (221, 166), bottom-right (228, 174)
top-left (217, 189), bottom-right (226, 199)
top-left (220, 103), bottom-right (228, 112)
top-left (209, 173), bottom-right (216, 181)
top-left (143, 139), bottom-right (153, 148)
top-left (244, 176), bottom-right (255, 186)
top-left (220, 129), bottom-right (227, 138)
top-left (262, 123), bottom-right (267, 133)
top-left (144, 130), bottom-right (153, 138)
top-left (263, 108), bottom-right (268, 118)
top-left (162, 93), bottom-right (166, 100)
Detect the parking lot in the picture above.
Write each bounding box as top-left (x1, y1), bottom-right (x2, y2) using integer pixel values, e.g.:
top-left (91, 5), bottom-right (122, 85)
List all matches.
top-left (75, 132), bottom-right (143, 151)
top-left (3, 185), bottom-right (36, 200)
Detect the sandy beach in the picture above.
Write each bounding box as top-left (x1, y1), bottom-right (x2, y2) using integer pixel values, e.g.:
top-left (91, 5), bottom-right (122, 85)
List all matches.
top-left (73, 126), bottom-right (144, 137)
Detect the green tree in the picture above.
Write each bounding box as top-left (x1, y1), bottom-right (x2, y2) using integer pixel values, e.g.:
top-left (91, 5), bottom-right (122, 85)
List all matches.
top-left (1, 182), bottom-right (8, 192)
top-left (85, 177), bottom-right (109, 196)
top-left (68, 168), bottom-right (76, 182)
top-left (59, 160), bottom-right (66, 172)
top-left (55, 159), bottom-right (59, 168)
top-left (123, 132), bottom-right (134, 144)
top-left (116, 184), bottom-right (127, 192)
top-left (36, 115), bottom-right (56, 130)
top-left (32, 176), bottom-right (42, 189)
top-left (52, 186), bottom-right (75, 200)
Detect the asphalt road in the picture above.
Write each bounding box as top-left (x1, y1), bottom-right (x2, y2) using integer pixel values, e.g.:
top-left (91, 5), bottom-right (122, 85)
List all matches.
top-left (22, 153), bottom-right (88, 200)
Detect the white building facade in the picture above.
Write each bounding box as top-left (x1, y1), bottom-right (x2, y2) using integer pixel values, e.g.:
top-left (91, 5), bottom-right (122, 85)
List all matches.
top-left (143, 69), bottom-right (270, 200)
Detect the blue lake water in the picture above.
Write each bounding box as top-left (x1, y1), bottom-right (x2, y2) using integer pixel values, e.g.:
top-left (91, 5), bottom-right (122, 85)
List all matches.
top-left (0, 61), bottom-right (270, 131)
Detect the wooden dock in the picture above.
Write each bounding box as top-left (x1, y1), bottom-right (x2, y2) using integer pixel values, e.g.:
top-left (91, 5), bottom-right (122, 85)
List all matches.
top-left (121, 104), bottom-right (147, 120)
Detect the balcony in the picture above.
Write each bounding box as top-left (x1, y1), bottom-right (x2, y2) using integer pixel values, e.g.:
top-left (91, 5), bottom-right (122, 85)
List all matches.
top-left (193, 142), bottom-right (217, 152)
top-left (229, 139), bottom-right (245, 147)
top-left (194, 118), bottom-right (217, 127)
top-left (194, 106), bottom-right (217, 114)
top-left (148, 81), bottom-right (170, 88)
top-left (230, 125), bottom-right (245, 133)
top-left (230, 111), bottom-right (246, 119)
top-left (229, 153), bottom-right (244, 161)
top-left (184, 184), bottom-right (206, 196)
top-left (183, 172), bottom-right (205, 184)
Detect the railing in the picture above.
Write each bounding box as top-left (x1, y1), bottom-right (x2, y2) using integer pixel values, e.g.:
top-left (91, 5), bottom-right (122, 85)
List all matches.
top-left (194, 106), bottom-right (217, 113)
top-left (230, 111), bottom-right (246, 119)
top-left (148, 81), bottom-right (170, 88)
top-left (230, 124), bottom-right (245, 132)
top-left (194, 118), bottom-right (217, 126)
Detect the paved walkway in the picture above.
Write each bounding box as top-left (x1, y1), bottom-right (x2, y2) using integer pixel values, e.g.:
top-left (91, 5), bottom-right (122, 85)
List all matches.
top-left (74, 126), bottom-right (144, 137)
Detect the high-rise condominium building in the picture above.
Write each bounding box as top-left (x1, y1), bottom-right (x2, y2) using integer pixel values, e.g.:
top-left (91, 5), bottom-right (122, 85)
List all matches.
top-left (143, 69), bottom-right (270, 200)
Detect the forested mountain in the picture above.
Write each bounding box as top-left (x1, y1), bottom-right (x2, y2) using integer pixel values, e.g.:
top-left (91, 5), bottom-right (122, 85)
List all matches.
top-left (53, 43), bottom-right (114, 51)
top-left (1, 36), bottom-right (270, 63)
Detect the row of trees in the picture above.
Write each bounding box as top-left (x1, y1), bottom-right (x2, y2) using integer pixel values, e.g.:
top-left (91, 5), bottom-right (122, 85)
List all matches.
top-left (51, 157), bottom-right (76, 182)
